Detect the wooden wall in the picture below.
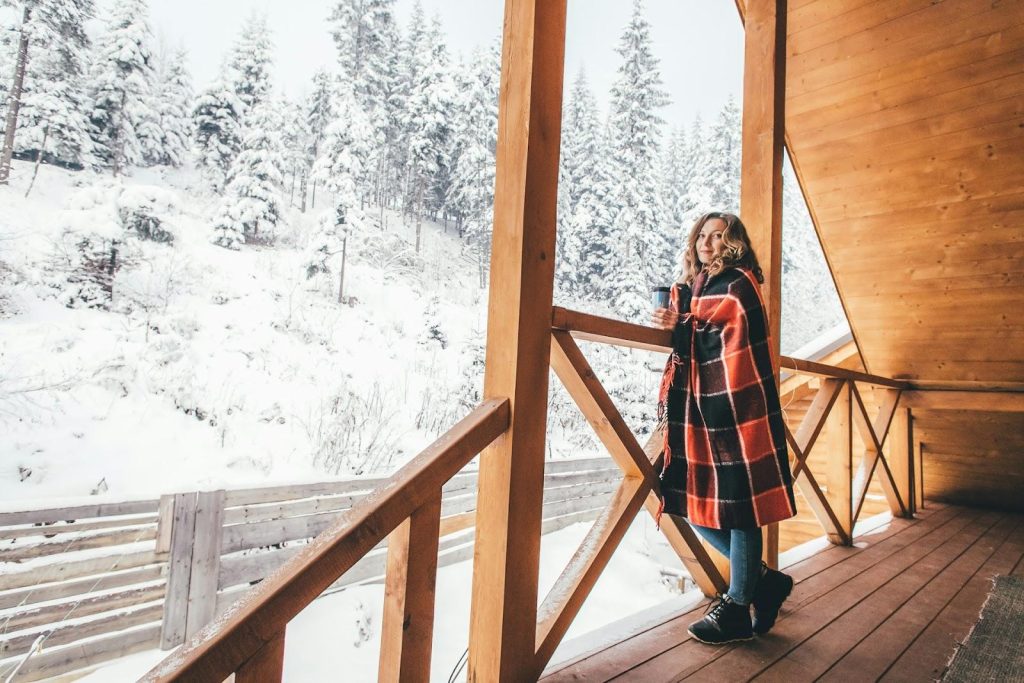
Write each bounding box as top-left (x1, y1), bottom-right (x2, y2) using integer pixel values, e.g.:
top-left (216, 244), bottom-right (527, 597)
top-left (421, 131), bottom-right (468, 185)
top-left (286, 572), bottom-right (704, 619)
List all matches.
top-left (783, 0), bottom-right (1024, 384)
top-left (914, 407), bottom-right (1024, 512)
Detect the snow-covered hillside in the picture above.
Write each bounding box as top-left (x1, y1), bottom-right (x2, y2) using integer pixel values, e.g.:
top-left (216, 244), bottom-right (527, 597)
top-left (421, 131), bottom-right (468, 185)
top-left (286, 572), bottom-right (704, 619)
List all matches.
top-left (0, 159), bottom-right (503, 503)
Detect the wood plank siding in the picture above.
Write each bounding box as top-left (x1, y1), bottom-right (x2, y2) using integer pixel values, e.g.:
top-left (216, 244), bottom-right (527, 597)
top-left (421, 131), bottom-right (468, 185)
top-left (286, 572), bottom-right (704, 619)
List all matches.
top-left (781, 0), bottom-right (1024, 384)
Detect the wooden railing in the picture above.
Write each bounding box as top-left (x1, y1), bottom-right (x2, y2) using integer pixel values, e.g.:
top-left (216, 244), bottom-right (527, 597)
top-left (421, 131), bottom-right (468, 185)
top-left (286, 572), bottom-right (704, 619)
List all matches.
top-left (141, 307), bottom-right (919, 682)
top-left (140, 398), bottom-right (509, 682)
top-left (0, 457), bottom-right (618, 681)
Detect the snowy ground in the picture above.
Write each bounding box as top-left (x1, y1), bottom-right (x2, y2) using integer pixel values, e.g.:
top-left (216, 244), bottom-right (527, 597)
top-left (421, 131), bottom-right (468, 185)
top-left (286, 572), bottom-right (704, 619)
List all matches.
top-left (0, 160), bottom-right (658, 507)
top-left (1, 159), bottom-right (497, 504)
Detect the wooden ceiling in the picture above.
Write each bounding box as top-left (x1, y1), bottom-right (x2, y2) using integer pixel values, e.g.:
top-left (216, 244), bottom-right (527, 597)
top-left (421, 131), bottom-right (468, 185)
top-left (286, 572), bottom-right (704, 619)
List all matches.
top-left (782, 0), bottom-right (1024, 383)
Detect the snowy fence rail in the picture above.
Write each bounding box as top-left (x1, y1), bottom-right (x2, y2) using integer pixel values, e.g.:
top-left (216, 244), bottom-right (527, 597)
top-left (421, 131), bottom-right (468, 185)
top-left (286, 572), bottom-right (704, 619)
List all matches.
top-left (0, 456), bottom-right (618, 681)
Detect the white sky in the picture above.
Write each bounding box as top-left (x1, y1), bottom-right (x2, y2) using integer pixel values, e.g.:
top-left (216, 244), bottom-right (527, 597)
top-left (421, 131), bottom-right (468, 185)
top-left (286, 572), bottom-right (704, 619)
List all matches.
top-left (101, 0), bottom-right (745, 130)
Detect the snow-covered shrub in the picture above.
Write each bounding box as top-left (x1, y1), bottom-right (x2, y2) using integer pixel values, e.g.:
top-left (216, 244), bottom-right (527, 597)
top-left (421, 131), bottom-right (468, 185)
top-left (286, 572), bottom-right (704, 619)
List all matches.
top-left (304, 382), bottom-right (402, 476)
top-left (355, 231), bottom-right (423, 282)
top-left (116, 185), bottom-right (178, 243)
top-left (48, 233), bottom-right (125, 310)
top-left (414, 385), bottom-right (464, 436)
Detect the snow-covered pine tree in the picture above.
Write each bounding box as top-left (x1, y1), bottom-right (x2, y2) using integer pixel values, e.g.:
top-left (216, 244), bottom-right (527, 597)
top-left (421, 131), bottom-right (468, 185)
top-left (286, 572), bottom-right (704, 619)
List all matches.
top-left (556, 68), bottom-right (614, 304)
top-left (780, 154), bottom-right (844, 351)
top-left (227, 14), bottom-right (274, 119)
top-left (606, 0), bottom-right (670, 322)
top-left (570, 130), bottom-right (617, 304)
top-left (279, 98), bottom-right (310, 208)
top-left (448, 41), bottom-right (500, 289)
top-left (423, 15), bottom-right (454, 225)
top-left (149, 46), bottom-right (192, 167)
top-left (659, 126), bottom-right (686, 240)
top-left (400, 3), bottom-right (451, 251)
top-left (705, 95), bottom-right (742, 213)
top-left (1, 0), bottom-right (96, 182)
top-left (211, 99), bottom-right (286, 248)
top-left (307, 78), bottom-right (374, 303)
top-left (302, 69), bottom-right (335, 211)
top-left (680, 113), bottom-right (713, 223)
top-left (88, 0), bottom-right (160, 175)
top-left (192, 80), bottom-right (243, 191)
top-left (329, 0), bottom-right (401, 213)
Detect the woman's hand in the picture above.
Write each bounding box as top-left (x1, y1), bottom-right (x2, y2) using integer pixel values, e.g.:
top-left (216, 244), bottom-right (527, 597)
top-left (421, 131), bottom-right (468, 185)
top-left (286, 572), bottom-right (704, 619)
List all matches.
top-left (651, 307), bottom-right (679, 330)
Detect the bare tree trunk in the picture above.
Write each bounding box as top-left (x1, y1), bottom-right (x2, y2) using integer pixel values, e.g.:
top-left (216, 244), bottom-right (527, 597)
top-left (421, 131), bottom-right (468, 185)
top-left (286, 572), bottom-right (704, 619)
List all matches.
top-left (24, 123), bottom-right (48, 198)
top-left (112, 91), bottom-right (128, 177)
top-left (311, 179), bottom-right (317, 209)
top-left (338, 234), bottom-right (348, 304)
top-left (0, 6), bottom-right (32, 186)
top-left (299, 172), bottom-right (308, 212)
top-left (289, 168), bottom-right (296, 206)
top-left (414, 179), bottom-right (424, 253)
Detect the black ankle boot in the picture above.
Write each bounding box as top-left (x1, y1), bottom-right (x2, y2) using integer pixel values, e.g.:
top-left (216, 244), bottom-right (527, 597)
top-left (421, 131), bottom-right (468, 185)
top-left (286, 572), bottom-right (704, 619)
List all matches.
top-left (751, 561), bottom-right (794, 635)
top-left (688, 594), bottom-right (753, 644)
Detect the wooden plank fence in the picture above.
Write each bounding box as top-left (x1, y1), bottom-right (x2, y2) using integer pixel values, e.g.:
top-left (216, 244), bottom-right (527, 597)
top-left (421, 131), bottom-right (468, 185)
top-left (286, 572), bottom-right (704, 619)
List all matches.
top-left (0, 457), bottom-right (618, 682)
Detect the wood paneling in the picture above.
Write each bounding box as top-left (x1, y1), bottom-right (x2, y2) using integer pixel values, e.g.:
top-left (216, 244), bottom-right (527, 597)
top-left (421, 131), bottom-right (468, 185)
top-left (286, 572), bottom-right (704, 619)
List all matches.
top-left (784, 0), bottom-right (1024, 384)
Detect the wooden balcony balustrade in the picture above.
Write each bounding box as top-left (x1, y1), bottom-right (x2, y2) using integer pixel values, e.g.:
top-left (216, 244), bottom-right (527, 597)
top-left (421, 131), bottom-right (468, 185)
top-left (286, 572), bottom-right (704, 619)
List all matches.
top-left (140, 306), bottom-right (917, 682)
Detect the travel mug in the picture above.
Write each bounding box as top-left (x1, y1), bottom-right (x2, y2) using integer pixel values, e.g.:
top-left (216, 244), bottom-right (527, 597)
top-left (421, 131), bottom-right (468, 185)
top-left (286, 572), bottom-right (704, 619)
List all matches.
top-left (651, 286), bottom-right (671, 310)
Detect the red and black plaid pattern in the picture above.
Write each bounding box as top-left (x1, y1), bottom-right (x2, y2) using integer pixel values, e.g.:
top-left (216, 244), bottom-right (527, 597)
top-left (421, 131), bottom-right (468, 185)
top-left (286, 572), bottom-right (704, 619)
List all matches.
top-left (657, 266), bottom-right (797, 530)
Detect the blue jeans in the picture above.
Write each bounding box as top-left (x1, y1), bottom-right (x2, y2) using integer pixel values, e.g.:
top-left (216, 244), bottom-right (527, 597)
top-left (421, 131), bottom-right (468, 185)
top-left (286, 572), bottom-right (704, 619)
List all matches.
top-left (689, 522), bottom-right (763, 605)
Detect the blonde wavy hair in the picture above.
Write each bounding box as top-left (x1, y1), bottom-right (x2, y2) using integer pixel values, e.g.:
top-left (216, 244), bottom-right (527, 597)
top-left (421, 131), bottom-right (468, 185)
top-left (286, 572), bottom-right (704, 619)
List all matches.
top-left (678, 211), bottom-right (765, 286)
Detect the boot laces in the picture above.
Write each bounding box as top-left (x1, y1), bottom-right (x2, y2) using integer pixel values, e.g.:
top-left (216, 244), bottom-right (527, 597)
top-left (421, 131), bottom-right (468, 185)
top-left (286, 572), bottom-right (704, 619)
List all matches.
top-left (703, 594), bottom-right (730, 623)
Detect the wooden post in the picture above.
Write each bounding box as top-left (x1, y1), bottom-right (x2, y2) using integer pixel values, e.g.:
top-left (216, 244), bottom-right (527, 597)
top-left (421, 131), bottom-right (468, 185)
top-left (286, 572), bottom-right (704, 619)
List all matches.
top-left (236, 629), bottom-right (286, 683)
top-left (379, 493), bottom-right (442, 683)
top-left (466, 0), bottom-right (566, 680)
top-left (155, 494), bottom-right (174, 556)
top-left (740, 0), bottom-right (787, 567)
top-left (185, 490), bottom-right (226, 639)
top-left (888, 407), bottom-right (913, 518)
top-left (914, 436), bottom-right (925, 511)
top-left (828, 382), bottom-right (853, 543)
top-left (160, 492), bottom-right (198, 650)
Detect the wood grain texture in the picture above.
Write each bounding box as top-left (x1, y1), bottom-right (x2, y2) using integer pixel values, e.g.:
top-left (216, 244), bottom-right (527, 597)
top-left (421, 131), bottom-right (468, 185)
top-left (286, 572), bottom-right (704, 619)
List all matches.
top-left (141, 398), bottom-right (508, 682)
top-left (781, 0), bottom-right (1024, 388)
top-left (378, 494), bottom-right (441, 683)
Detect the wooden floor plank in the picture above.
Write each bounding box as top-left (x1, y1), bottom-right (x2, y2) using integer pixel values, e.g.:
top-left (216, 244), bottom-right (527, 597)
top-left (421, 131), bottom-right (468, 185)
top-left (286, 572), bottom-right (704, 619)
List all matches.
top-left (763, 512), bottom-right (1014, 681)
top-left (540, 509), bottom-right (950, 682)
top-left (879, 512), bottom-right (1024, 682)
top-left (603, 506), bottom-right (970, 682)
top-left (542, 502), bottom-right (998, 683)
top-left (668, 507), bottom-right (991, 682)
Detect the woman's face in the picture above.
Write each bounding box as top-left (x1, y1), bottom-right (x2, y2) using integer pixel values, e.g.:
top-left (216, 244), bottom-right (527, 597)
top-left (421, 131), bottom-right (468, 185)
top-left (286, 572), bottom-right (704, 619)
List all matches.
top-left (696, 218), bottom-right (726, 265)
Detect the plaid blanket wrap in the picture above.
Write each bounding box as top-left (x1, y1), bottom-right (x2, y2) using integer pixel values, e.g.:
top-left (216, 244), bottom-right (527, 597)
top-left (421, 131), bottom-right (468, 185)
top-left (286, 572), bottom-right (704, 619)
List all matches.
top-left (656, 266), bottom-right (797, 530)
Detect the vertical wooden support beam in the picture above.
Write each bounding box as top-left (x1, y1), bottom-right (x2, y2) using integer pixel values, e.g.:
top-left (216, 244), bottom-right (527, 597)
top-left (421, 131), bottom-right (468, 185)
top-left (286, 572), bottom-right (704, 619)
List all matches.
top-left (914, 437), bottom-right (925, 511)
top-left (236, 629), bottom-right (286, 683)
top-left (466, 1), bottom-right (566, 681)
top-left (155, 493), bottom-right (174, 556)
top-left (888, 407), bottom-right (913, 519)
top-left (740, 0), bottom-right (787, 567)
top-left (828, 382), bottom-right (853, 542)
top-left (161, 492), bottom-right (197, 649)
top-left (379, 493), bottom-right (442, 683)
top-left (185, 490), bottom-right (226, 639)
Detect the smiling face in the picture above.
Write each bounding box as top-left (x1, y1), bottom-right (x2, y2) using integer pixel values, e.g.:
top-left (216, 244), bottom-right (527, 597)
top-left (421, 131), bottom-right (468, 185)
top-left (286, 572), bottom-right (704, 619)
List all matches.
top-left (696, 218), bottom-right (727, 265)
top-left (679, 212), bottom-right (765, 287)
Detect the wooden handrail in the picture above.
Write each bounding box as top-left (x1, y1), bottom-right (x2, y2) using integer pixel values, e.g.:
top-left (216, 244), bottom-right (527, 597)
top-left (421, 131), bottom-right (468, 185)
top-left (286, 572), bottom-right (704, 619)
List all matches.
top-left (141, 398), bottom-right (510, 682)
top-left (551, 306), bottom-right (909, 388)
top-left (779, 356), bottom-right (909, 390)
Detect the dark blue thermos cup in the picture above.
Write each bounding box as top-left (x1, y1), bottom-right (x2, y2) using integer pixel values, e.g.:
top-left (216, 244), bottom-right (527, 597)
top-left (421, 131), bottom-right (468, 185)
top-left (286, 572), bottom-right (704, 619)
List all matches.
top-left (651, 286), bottom-right (671, 310)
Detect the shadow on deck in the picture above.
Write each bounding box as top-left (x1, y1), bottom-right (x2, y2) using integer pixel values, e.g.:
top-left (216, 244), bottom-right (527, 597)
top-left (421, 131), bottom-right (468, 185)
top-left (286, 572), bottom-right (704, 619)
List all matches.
top-left (542, 501), bottom-right (1024, 682)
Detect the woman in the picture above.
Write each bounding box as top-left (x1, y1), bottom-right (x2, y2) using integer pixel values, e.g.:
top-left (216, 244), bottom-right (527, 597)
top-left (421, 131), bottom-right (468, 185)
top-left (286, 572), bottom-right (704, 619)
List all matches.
top-left (651, 211), bottom-right (798, 645)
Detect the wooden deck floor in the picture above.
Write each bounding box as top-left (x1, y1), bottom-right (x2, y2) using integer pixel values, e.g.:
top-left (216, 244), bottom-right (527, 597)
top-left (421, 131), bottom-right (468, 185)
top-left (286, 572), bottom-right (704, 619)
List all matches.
top-left (542, 501), bottom-right (1024, 682)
